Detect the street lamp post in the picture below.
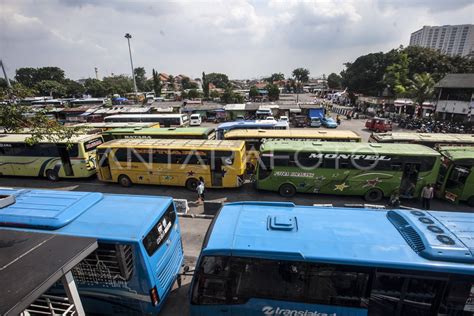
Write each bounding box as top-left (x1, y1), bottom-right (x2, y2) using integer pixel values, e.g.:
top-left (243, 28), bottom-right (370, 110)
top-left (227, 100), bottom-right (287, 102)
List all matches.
top-left (124, 33), bottom-right (138, 95)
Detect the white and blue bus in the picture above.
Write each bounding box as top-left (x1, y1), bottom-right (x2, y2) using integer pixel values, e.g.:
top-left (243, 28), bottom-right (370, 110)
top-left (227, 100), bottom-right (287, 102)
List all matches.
top-left (216, 120), bottom-right (289, 140)
top-left (0, 189), bottom-right (184, 315)
top-left (190, 202), bottom-right (474, 316)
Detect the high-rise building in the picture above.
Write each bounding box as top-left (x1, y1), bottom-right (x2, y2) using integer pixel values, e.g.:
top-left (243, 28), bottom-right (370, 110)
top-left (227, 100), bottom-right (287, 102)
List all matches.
top-left (409, 24), bottom-right (474, 57)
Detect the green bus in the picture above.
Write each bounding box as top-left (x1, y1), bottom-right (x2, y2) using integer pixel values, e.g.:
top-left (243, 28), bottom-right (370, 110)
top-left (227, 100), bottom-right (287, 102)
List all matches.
top-left (256, 140), bottom-right (441, 202)
top-left (436, 146), bottom-right (474, 206)
top-left (0, 134), bottom-right (103, 181)
top-left (101, 127), bottom-right (215, 141)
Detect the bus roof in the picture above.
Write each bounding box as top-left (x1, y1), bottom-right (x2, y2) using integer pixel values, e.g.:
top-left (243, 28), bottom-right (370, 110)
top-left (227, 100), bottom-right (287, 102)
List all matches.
top-left (261, 140), bottom-right (440, 156)
top-left (100, 138), bottom-right (244, 150)
top-left (0, 133), bottom-right (100, 143)
top-left (105, 114), bottom-right (186, 119)
top-left (438, 146), bottom-right (474, 161)
top-left (203, 202), bottom-right (474, 274)
top-left (71, 122), bottom-right (157, 129)
top-left (217, 120), bottom-right (288, 131)
top-left (372, 132), bottom-right (474, 144)
top-left (224, 129), bottom-right (361, 140)
top-left (0, 189), bottom-right (173, 242)
top-left (102, 127), bottom-right (214, 136)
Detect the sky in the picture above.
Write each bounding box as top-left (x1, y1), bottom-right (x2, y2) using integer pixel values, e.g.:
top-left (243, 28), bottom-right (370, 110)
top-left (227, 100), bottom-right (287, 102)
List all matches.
top-left (1, 0), bottom-right (473, 81)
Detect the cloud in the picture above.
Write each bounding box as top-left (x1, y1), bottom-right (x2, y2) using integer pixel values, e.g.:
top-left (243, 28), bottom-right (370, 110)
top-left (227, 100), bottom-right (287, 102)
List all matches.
top-left (1, 0), bottom-right (473, 80)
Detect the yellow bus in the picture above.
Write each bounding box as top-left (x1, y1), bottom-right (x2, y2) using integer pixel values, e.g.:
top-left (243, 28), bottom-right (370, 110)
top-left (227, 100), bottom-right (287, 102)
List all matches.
top-left (224, 129), bottom-right (362, 168)
top-left (0, 134), bottom-right (103, 180)
top-left (96, 139), bottom-right (246, 190)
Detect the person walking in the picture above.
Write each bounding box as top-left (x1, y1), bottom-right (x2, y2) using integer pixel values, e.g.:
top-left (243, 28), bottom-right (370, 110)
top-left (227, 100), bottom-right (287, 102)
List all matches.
top-left (197, 177), bottom-right (205, 204)
top-left (421, 184), bottom-right (434, 210)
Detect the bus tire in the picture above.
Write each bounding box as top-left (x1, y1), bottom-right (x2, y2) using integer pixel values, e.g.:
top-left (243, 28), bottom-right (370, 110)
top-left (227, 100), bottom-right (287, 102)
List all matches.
top-left (118, 175), bottom-right (132, 187)
top-left (364, 189), bottom-right (383, 202)
top-left (46, 169), bottom-right (59, 182)
top-left (186, 178), bottom-right (199, 191)
top-left (279, 183), bottom-right (296, 198)
top-left (468, 196), bottom-right (474, 207)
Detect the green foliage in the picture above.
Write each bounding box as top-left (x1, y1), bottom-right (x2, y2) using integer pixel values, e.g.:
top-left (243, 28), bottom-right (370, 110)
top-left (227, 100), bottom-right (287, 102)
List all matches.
top-left (84, 78), bottom-right (106, 97)
top-left (0, 83), bottom-right (37, 99)
top-left (202, 72), bottom-right (209, 99)
top-left (342, 46), bottom-right (474, 96)
top-left (15, 67), bottom-right (37, 87)
top-left (249, 86), bottom-right (259, 99)
top-left (221, 87), bottom-right (243, 104)
top-left (266, 73), bottom-right (285, 83)
top-left (35, 80), bottom-right (66, 98)
top-left (181, 77), bottom-right (198, 90)
top-left (152, 69), bottom-right (162, 96)
top-left (0, 104), bottom-right (81, 146)
top-left (102, 75), bottom-right (134, 95)
top-left (407, 73), bottom-right (435, 108)
top-left (15, 67), bottom-right (65, 88)
top-left (209, 90), bottom-right (220, 99)
top-left (327, 73), bottom-right (342, 89)
top-left (292, 68), bottom-right (310, 83)
top-left (384, 52), bottom-right (409, 96)
top-left (267, 83), bottom-right (280, 101)
top-left (134, 67), bottom-right (147, 91)
top-left (186, 89), bottom-right (201, 99)
top-left (63, 79), bottom-right (85, 98)
top-left (206, 73), bottom-right (230, 89)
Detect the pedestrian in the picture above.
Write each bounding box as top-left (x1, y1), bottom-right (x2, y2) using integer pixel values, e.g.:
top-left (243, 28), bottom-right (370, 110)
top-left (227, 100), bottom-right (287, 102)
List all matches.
top-left (388, 189), bottom-right (400, 208)
top-left (197, 177), bottom-right (205, 204)
top-left (336, 115), bottom-right (341, 125)
top-left (421, 184), bottom-right (434, 210)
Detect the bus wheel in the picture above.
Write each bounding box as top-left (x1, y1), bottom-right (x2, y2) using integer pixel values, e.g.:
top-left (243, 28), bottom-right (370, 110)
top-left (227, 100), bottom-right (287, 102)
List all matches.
top-left (118, 175), bottom-right (132, 187)
top-left (364, 189), bottom-right (383, 202)
top-left (279, 183), bottom-right (296, 198)
top-left (46, 169), bottom-right (59, 182)
top-left (186, 178), bottom-right (199, 191)
top-left (468, 196), bottom-right (474, 207)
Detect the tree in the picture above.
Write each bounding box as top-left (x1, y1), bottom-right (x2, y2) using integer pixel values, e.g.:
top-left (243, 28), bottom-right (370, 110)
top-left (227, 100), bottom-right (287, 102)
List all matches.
top-left (63, 79), bottom-right (85, 98)
top-left (249, 86), bottom-right (259, 100)
top-left (15, 68), bottom-right (37, 88)
top-left (152, 69), bottom-right (162, 96)
top-left (202, 72), bottom-right (209, 99)
top-left (102, 75), bottom-right (134, 95)
top-left (0, 103), bottom-right (81, 145)
top-left (134, 67), bottom-right (147, 91)
top-left (327, 73), bottom-right (343, 89)
top-left (181, 77), bottom-right (198, 90)
top-left (84, 78), bottom-right (106, 97)
top-left (0, 83), bottom-right (36, 100)
top-left (384, 52), bottom-right (410, 96)
top-left (266, 73), bottom-right (285, 83)
top-left (407, 73), bottom-right (435, 117)
top-left (206, 73), bottom-right (229, 89)
top-left (292, 68), bottom-right (310, 83)
top-left (187, 89), bottom-right (201, 99)
top-left (221, 87), bottom-right (243, 104)
top-left (210, 90), bottom-right (220, 99)
top-left (35, 80), bottom-right (66, 98)
top-left (267, 83), bottom-right (280, 101)
top-left (35, 67), bottom-right (65, 83)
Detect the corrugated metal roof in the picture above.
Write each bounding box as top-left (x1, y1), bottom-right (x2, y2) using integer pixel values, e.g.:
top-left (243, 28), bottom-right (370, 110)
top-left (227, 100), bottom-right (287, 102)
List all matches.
top-left (435, 73), bottom-right (474, 88)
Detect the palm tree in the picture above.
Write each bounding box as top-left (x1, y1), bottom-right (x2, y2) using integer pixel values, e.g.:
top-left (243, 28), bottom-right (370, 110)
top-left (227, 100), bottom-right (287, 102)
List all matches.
top-left (408, 73), bottom-right (435, 118)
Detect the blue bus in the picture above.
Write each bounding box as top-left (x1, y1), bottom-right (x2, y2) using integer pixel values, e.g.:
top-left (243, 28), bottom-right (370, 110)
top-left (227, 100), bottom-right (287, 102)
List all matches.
top-left (0, 189), bottom-right (184, 315)
top-left (190, 202), bottom-right (474, 316)
top-left (216, 120), bottom-right (289, 140)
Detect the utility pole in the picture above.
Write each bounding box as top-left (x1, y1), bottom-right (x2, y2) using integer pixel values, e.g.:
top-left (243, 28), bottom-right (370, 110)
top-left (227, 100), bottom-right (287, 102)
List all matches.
top-left (124, 33), bottom-right (138, 95)
top-left (94, 67), bottom-right (99, 80)
top-left (0, 59), bottom-right (12, 89)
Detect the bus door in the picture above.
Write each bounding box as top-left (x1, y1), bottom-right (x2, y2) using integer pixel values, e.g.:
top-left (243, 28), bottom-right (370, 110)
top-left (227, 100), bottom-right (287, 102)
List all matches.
top-left (211, 157), bottom-right (224, 187)
top-left (57, 144), bottom-right (74, 176)
top-left (400, 163), bottom-right (420, 198)
top-left (96, 148), bottom-right (112, 180)
top-left (443, 164), bottom-right (472, 203)
top-left (368, 272), bottom-right (447, 316)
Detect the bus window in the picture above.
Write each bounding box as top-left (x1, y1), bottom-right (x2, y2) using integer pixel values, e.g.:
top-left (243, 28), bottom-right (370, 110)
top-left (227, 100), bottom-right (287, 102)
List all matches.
top-left (446, 166), bottom-right (471, 189)
top-left (143, 203), bottom-right (176, 256)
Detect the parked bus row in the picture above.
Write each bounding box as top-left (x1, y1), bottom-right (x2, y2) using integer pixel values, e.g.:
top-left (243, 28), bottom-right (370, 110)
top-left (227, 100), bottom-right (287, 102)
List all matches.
top-left (1, 190), bottom-right (472, 315)
top-left (1, 131), bottom-right (473, 205)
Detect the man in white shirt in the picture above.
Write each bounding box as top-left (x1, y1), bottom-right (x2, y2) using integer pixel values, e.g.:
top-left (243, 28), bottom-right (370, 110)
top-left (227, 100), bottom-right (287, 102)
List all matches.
top-left (421, 184), bottom-right (434, 210)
